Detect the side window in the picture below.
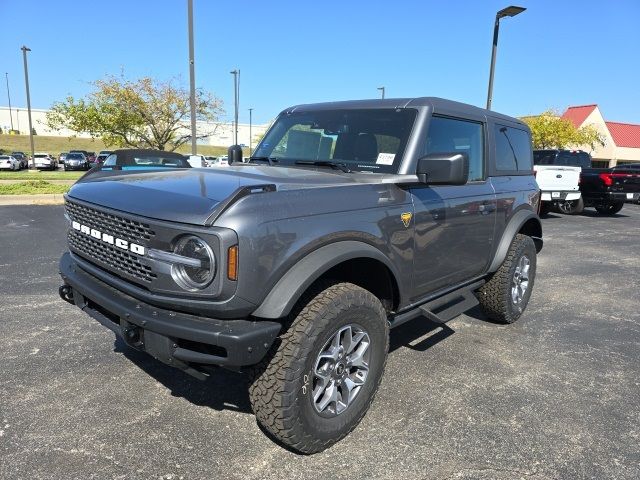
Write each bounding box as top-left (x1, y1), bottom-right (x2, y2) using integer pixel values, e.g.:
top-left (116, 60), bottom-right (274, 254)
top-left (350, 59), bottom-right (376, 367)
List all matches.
top-left (495, 125), bottom-right (533, 173)
top-left (103, 154), bottom-right (117, 166)
top-left (425, 116), bottom-right (484, 181)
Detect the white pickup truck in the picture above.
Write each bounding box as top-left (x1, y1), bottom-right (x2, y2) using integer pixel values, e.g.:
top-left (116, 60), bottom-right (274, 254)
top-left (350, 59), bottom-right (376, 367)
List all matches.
top-left (533, 150), bottom-right (587, 214)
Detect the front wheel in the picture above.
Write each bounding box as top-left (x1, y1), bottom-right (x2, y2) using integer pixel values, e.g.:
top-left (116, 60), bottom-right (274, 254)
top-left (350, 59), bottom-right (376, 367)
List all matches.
top-left (595, 201), bottom-right (624, 215)
top-left (249, 282), bottom-right (389, 454)
top-left (478, 234), bottom-right (537, 324)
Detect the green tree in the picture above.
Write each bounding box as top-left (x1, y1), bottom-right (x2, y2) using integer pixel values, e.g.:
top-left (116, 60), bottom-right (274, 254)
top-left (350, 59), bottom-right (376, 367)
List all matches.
top-left (46, 76), bottom-right (223, 151)
top-left (522, 110), bottom-right (606, 150)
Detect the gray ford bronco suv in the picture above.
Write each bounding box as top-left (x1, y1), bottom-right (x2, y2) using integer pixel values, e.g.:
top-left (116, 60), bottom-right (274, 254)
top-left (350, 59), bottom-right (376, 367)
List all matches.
top-left (59, 97), bottom-right (542, 453)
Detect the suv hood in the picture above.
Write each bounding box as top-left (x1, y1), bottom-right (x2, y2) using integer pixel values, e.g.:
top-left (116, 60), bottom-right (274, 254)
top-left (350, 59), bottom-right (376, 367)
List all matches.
top-left (67, 166), bottom-right (390, 225)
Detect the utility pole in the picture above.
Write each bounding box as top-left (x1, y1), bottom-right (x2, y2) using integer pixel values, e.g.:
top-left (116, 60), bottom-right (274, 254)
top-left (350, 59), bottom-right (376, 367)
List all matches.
top-left (248, 107), bottom-right (253, 157)
top-left (21, 46), bottom-right (35, 166)
top-left (377, 86), bottom-right (385, 99)
top-left (5, 73), bottom-right (14, 131)
top-left (230, 70), bottom-right (240, 145)
top-left (187, 0), bottom-right (197, 154)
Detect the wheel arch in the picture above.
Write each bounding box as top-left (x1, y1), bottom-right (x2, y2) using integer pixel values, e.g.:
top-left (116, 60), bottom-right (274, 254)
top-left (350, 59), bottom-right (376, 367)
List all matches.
top-left (488, 209), bottom-right (542, 273)
top-left (252, 241), bottom-right (401, 319)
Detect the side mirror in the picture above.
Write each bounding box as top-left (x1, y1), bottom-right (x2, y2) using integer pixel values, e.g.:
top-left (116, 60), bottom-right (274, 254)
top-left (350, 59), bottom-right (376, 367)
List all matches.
top-left (228, 145), bottom-right (243, 164)
top-left (416, 152), bottom-right (469, 185)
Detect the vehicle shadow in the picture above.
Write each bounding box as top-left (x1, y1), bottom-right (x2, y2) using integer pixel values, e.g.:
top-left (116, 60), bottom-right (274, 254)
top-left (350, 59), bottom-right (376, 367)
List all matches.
top-left (389, 315), bottom-right (455, 353)
top-left (578, 209), bottom-right (629, 218)
top-left (114, 336), bottom-right (253, 414)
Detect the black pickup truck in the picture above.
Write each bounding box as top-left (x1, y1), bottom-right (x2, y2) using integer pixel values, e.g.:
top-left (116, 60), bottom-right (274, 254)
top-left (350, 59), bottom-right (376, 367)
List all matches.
top-left (580, 164), bottom-right (640, 214)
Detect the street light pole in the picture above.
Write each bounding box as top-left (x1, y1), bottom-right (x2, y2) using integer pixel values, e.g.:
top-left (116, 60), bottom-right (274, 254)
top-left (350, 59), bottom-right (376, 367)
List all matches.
top-left (230, 69), bottom-right (239, 145)
top-left (248, 108), bottom-right (253, 157)
top-left (5, 73), bottom-right (14, 131)
top-left (187, 0), bottom-right (197, 154)
top-left (486, 5), bottom-right (526, 110)
top-left (21, 46), bottom-right (35, 166)
top-left (377, 86), bottom-right (385, 99)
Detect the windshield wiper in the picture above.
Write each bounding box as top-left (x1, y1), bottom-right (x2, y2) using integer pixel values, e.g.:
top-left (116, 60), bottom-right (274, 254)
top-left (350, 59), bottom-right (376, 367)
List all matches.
top-left (294, 160), bottom-right (352, 173)
top-left (247, 156), bottom-right (279, 166)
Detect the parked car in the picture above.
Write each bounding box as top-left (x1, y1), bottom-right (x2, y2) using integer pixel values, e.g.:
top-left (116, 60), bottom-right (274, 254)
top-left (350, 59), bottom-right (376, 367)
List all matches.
top-left (34, 152), bottom-right (58, 171)
top-left (186, 154), bottom-right (207, 168)
top-left (64, 152), bottom-right (90, 171)
top-left (10, 151), bottom-right (29, 169)
top-left (95, 150), bottom-right (114, 165)
top-left (59, 152), bottom-right (69, 164)
top-left (580, 164), bottom-right (640, 214)
top-left (533, 150), bottom-right (585, 214)
top-left (0, 155), bottom-right (21, 171)
top-left (101, 149), bottom-right (192, 169)
top-left (205, 155), bottom-right (229, 167)
top-left (58, 97), bottom-right (542, 454)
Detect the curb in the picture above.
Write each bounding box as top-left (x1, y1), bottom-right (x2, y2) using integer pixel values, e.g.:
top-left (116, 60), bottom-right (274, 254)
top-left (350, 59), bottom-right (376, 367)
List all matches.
top-left (0, 194), bottom-right (66, 206)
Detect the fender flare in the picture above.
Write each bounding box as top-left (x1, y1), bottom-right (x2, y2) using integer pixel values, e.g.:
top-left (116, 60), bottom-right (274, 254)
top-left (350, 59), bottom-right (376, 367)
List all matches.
top-left (487, 209), bottom-right (542, 273)
top-left (252, 240), bottom-right (399, 319)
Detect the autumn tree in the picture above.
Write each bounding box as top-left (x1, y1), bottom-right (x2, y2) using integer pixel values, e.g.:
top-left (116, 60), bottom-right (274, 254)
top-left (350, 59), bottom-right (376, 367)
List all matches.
top-left (522, 110), bottom-right (606, 151)
top-left (46, 76), bottom-right (223, 151)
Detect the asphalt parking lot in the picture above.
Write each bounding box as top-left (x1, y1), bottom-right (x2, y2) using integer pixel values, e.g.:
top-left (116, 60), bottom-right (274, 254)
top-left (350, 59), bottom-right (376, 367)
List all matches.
top-left (1, 204), bottom-right (639, 480)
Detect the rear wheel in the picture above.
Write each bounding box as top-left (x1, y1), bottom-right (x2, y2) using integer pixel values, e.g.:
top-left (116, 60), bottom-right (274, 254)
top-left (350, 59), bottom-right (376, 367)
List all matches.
top-left (557, 197), bottom-right (584, 215)
top-left (249, 282), bottom-right (389, 454)
top-left (595, 202), bottom-right (624, 215)
top-left (478, 234), bottom-right (537, 324)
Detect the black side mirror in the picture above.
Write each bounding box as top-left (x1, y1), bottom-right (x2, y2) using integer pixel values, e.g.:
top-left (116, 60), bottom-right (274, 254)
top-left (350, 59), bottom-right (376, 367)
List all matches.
top-left (228, 145), bottom-right (243, 164)
top-left (416, 152), bottom-right (469, 185)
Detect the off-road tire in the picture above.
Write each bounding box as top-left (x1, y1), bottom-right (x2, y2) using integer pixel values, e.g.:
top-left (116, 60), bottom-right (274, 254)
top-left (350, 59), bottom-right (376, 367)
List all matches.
top-left (595, 201), bottom-right (624, 215)
top-left (477, 234), bottom-right (537, 324)
top-left (248, 282), bottom-right (389, 454)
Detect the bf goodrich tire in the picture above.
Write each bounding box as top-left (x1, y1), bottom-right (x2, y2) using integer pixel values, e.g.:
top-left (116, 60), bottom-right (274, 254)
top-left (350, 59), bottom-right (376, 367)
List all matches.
top-left (595, 201), bottom-right (624, 215)
top-left (478, 234), bottom-right (537, 324)
top-left (249, 282), bottom-right (389, 454)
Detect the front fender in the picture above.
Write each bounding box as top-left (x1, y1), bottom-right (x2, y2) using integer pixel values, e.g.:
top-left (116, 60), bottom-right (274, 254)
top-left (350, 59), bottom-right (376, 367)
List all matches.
top-left (252, 240), bottom-right (398, 319)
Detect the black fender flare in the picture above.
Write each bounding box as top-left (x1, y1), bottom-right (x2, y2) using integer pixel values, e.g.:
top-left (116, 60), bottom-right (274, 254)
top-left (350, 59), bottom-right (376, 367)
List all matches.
top-left (487, 209), bottom-right (542, 273)
top-left (252, 240), bottom-right (399, 319)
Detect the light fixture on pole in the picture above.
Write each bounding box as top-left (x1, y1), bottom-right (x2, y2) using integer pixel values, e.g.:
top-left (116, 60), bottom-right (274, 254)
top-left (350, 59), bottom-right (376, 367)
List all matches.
top-left (5, 73), bottom-right (14, 132)
top-left (248, 107), bottom-right (253, 158)
top-left (486, 5), bottom-right (526, 110)
top-left (21, 46), bottom-right (35, 166)
top-left (230, 69), bottom-right (240, 145)
top-left (187, 0), bottom-right (197, 154)
top-left (377, 86), bottom-right (385, 99)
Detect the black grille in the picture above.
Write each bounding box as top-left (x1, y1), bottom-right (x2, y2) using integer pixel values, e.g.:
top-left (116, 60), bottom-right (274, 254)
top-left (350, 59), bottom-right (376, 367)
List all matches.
top-left (68, 230), bottom-right (156, 283)
top-left (65, 200), bottom-right (155, 243)
top-left (65, 200), bottom-right (157, 283)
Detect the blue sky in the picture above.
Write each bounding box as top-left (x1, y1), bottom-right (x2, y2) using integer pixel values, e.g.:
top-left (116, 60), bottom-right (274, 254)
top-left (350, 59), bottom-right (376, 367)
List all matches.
top-left (1, 0), bottom-right (639, 125)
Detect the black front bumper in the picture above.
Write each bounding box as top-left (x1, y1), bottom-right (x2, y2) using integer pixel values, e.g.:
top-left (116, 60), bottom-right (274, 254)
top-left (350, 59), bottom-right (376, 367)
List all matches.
top-left (59, 252), bottom-right (281, 372)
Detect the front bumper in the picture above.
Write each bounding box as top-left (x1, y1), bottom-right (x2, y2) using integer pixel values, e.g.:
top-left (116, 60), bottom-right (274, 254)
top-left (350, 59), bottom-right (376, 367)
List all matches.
top-left (540, 190), bottom-right (581, 202)
top-left (59, 252), bottom-right (281, 372)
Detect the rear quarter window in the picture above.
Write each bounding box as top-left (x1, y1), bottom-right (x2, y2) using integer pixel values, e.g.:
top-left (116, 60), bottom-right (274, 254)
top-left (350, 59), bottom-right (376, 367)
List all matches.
top-left (495, 125), bottom-right (533, 174)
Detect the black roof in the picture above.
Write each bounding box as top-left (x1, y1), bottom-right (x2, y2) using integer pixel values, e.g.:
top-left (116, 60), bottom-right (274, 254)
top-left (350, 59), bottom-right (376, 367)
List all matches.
top-left (282, 97), bottom-right (525, 127)
top-left (112, 149), bottom-right (186, 158)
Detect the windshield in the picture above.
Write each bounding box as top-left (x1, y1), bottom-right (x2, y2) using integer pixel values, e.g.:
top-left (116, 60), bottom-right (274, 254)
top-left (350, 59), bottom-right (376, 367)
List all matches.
top-left (67, 153), bottom-right (84, 160)
top-left (254, 108), bottom-right (417, 173)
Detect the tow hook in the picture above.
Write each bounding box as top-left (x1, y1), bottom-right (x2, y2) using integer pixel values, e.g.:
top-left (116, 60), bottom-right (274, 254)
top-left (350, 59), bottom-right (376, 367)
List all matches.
top-left (59, 284), bottom-right (74, 304)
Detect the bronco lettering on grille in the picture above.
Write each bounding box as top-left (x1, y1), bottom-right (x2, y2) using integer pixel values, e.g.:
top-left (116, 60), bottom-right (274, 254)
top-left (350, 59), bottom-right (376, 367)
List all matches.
top-left (71, 221), bottom-right (146, 255)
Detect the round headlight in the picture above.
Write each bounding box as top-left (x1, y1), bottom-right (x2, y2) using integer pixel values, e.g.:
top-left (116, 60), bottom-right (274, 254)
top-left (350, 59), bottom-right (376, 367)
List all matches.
top-left (171, 235), bottom-right (216, 291)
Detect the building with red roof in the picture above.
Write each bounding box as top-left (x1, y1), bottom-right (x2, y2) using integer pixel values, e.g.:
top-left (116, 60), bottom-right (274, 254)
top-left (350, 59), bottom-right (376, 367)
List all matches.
top-left (561, 105), bottom-right (640, 167)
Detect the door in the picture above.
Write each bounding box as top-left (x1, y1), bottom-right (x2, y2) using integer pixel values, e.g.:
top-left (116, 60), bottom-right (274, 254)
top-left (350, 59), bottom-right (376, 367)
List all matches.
top-left (410, 116), bottom-right (497, 301)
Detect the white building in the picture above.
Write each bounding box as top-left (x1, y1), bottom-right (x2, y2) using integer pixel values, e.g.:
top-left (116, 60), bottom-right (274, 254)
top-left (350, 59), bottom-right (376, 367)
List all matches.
top-left (0, 106), bottom-right (270, 148)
